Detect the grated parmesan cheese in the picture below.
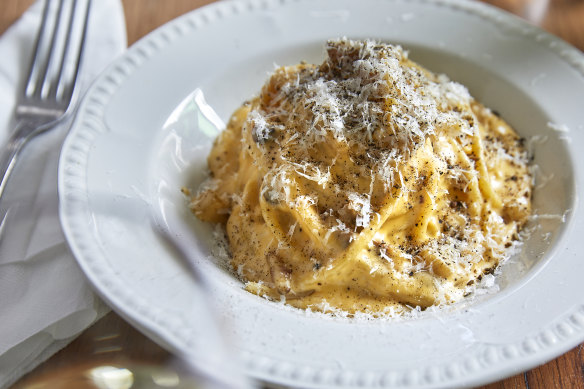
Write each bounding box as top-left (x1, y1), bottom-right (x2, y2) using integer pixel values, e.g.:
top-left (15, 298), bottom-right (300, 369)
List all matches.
top-left (190, 39), bottom-right (533, 316)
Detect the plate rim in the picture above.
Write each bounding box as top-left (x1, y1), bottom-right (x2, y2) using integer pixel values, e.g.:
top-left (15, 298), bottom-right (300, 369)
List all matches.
top-left (58, 0), bottom-right (584, 388)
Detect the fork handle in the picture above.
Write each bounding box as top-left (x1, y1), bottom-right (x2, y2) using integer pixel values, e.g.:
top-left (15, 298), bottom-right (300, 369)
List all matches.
top-left (0, 121), bottom-right (40, 202)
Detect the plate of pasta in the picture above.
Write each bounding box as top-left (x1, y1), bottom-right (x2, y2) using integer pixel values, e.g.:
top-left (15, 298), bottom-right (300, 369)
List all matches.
top-left (59, 0), bottom-right (584, 388)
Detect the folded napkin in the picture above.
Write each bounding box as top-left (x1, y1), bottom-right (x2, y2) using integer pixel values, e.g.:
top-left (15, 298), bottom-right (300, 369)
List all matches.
top-left (0, 1), bottom-right (126, 387)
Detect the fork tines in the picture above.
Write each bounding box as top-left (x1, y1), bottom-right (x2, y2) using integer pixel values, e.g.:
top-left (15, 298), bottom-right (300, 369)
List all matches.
top-left (18, 0), bottom-right (91, 118)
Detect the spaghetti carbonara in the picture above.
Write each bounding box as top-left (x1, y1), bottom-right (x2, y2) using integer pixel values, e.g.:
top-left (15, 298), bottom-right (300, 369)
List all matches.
top-left (189, 39), bottom-right (532, 314)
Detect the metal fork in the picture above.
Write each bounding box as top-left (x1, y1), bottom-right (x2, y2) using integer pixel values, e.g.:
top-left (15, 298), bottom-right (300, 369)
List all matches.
top-left (0, 0), bottom-right (91, 201)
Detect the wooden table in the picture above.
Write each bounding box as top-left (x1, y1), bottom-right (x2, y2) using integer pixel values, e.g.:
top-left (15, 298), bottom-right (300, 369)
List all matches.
top-left (2, 1), bottom-right (584, 388)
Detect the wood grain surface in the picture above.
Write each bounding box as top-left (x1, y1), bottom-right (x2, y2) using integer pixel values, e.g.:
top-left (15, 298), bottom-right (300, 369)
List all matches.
top-left (1, 1), bottom-right (583, 388)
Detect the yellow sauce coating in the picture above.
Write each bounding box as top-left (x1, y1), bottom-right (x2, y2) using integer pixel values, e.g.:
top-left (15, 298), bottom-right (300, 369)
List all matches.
top-left (190, 39), bottom-right (532, 315)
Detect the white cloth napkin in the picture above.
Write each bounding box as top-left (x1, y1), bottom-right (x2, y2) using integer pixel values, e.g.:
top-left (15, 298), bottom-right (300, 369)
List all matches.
top-left (0, 1), bottom-right (126, 387)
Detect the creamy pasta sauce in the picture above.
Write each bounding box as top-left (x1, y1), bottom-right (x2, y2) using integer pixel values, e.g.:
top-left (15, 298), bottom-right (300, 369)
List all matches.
top-left (190, 39), bottom-right (532, 315)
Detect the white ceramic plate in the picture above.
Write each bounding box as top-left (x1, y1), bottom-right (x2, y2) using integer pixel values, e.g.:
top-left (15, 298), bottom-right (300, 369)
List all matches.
top-left (59, 0), bottom-right (584, 387)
